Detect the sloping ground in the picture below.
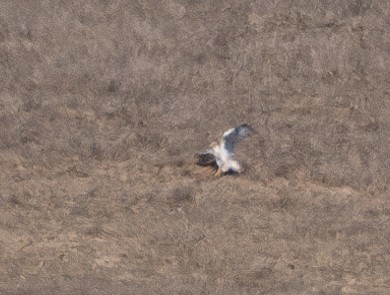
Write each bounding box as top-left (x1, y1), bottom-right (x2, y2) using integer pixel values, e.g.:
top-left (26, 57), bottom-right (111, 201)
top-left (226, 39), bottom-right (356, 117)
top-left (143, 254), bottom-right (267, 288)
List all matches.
top-left (1, 159), bottom-right (390, 294)
top-left (1, 0), bottom-right (390, 294)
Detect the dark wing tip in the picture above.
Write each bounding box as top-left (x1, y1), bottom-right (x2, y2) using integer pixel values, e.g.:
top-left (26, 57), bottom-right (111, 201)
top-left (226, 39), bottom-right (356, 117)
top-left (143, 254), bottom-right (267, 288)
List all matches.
top-left (238, 123), bottom-right (253, 130)
top-left (236, 124), bottom-right (254, 137)
top-left (195, 152), bottom-right (217, 167)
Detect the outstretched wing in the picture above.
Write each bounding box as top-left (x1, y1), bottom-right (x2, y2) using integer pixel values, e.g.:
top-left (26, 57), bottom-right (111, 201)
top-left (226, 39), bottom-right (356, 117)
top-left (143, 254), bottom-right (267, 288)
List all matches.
top-left (222, 124), bottom-right (253, 154)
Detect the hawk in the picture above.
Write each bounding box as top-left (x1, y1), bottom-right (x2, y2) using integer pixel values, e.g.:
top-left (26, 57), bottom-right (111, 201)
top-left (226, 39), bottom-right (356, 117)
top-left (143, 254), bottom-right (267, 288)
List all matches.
top-left (195, 124), bottom-right (253, 176)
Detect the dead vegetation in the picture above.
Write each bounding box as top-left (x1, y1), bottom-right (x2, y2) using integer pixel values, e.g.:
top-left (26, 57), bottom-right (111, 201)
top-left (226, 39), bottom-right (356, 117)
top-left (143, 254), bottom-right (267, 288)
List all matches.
top-left (1, 0), bottom-right (390, 294)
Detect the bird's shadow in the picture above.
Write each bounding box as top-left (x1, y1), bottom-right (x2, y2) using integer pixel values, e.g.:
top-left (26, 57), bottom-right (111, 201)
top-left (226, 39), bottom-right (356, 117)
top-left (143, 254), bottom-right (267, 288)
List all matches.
top-left (223, 169), bottom-right (240, 177)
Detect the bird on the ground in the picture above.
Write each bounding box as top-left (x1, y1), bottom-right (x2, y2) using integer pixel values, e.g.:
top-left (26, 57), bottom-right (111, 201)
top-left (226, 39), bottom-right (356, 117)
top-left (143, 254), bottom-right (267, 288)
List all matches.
top-left (195, 124), bottom-right (253, 176)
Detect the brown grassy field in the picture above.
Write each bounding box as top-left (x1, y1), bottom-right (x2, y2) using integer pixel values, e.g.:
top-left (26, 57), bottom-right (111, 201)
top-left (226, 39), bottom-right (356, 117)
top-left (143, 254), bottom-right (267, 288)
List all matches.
top-left (1, 0), bottom-right (390, 294)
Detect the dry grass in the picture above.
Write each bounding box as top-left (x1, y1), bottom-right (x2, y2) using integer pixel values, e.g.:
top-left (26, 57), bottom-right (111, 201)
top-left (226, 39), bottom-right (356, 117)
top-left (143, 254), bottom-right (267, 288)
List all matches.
top-left (0, 0), bottom-right (389, 294)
